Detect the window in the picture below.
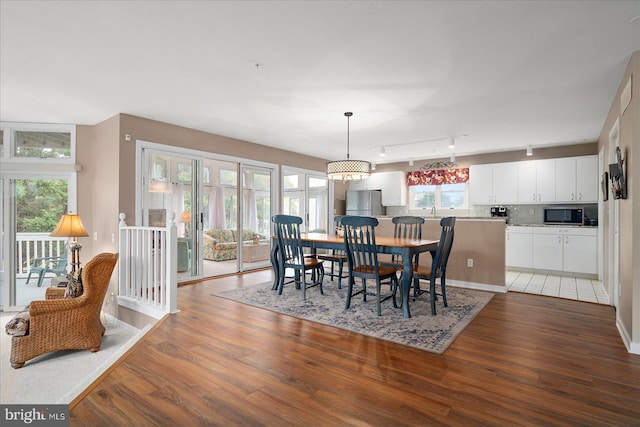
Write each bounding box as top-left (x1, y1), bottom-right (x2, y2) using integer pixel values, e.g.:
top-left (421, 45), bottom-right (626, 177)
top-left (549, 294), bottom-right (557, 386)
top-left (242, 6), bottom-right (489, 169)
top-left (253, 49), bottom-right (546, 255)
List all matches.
top-left (283, 174), bottom-right (299, 190)
top-left (220, 169), bottom-right (237, 186)
top-left (14, 131), bottom-right (71, 159)
top-left (410, 183), bottom-right (468, 209)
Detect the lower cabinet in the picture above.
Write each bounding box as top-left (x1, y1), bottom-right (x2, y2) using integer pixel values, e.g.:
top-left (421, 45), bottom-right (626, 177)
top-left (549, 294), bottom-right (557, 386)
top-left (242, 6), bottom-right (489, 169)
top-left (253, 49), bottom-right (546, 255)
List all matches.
top-left (531, 227), bottom-right (597, 275)
top-left (506, 226), bottom-right (533, 269)
top-left (506, 226), bottom-right (597, 275)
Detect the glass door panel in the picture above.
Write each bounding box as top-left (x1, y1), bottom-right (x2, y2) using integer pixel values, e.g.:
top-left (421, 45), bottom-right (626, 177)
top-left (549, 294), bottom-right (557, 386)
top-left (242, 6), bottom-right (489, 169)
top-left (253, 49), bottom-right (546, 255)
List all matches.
top-left (143, 151), bottom-right (200, 281)
top-left (308, 176), bottom-right (328, 233)
top-left (202, 159), bottom-right (239, 277)
top-left (13, 178), bottom-right (68, 307)
top-left (241, 166), bottom-right (272, 271)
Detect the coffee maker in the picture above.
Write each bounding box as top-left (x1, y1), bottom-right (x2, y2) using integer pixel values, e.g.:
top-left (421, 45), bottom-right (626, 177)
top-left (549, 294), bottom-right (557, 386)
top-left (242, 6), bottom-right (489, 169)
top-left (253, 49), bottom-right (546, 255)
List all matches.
top-left (490, 206), bottom-right (508, 217)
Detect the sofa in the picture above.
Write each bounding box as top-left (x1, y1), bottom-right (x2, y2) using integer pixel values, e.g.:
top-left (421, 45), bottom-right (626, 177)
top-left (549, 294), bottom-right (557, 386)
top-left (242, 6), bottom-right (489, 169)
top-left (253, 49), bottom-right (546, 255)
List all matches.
top-left (203, 228), bottom-right (268, 261)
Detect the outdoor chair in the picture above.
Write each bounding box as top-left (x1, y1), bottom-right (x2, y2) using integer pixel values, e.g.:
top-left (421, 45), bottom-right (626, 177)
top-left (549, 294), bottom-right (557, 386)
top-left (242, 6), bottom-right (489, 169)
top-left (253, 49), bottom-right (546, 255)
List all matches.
top-left (317, 215), bottom-right (348, 289)
top-left (341, 215), bottom-right (399, 316)
top-left (7, 253), bottom-right (119, 368)
top-left (26, 249), bottom-right (69, 287)
top-left (272, 214), bottom-right (324, 300)
top-left (413, 217), bottom-right (456, 315)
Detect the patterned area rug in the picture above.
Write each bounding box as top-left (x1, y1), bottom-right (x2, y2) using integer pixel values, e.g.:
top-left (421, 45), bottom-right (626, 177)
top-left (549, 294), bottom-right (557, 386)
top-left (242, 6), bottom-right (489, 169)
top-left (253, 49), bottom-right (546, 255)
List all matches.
top-left (213, 281), bottom-right (494, 354)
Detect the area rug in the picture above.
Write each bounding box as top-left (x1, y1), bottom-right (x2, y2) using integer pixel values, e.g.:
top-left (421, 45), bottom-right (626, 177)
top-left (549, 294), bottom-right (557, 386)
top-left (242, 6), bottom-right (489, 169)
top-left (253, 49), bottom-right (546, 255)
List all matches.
top-left (0, 313), bottom-right (153, 404)
top-left (213, 281), bottom-right (494, 354)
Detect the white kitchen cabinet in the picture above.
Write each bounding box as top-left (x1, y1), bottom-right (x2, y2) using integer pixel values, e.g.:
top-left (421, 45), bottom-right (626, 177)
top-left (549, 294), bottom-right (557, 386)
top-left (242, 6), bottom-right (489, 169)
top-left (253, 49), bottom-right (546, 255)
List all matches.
top-left (535, 159), bottom-right (556, 203)
top-left (349, 173), bottom-right (381, 191)
top-left (377, 171), bottom-right (407, 206)
top-left (518, 159), bottom-right (556, 203)
top-left (469, 163), bottom-right (518, 205)
top-left (517, 161), bottom-right (537, 203)
top-left (532, 227), bottom-right (563, 271)
top-left (563, 229), bottom-right (597, 274)
top-left (348, 172), bottom-right (406, 205)
top-left (555, 155), bottom-right (598, 203)
top-left (531, 226), bottom-right (597, 275)
top-left (556, 157), bottom-right (578, 202)
top-left (469, 164), bottom-right (493, 205)
top-left (492, 163), bottom-right (519, 204)
top-left (506, 226), bottom-right (533, 268)
top-left (576, 155), bottom-right (598, 202)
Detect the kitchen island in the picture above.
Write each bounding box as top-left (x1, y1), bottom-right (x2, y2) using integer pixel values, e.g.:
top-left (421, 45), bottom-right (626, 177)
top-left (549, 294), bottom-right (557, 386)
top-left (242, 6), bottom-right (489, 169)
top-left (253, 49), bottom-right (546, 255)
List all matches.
top-left (375, 217), bottom-right (507, 292)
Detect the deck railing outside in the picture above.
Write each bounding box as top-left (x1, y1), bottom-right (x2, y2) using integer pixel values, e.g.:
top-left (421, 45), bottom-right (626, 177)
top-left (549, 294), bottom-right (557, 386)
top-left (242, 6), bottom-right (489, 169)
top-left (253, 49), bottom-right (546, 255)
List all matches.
top-left (16, 234), bottom-right (67, 277)
top-left (118, 212), bottom-right (179, 317)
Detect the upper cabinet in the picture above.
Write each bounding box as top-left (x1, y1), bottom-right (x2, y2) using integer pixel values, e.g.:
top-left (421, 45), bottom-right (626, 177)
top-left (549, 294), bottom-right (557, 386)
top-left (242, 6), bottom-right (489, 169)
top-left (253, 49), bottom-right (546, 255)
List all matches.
top-left (349, 171), bottom-right (407, 206)
top-left (556, 156), bottom-right (598, 203)
top-left (469, 163), bottom-right (518, 205)
top-left (472, 155), bottom-right (598, 205)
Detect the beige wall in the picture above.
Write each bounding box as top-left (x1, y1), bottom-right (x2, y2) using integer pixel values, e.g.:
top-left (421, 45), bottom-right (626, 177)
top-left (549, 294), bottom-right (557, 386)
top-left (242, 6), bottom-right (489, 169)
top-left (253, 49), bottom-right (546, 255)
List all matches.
top-left (376, 218), bottom-right (506, 288)
top-left (597, 51), bottom-right (639, 351)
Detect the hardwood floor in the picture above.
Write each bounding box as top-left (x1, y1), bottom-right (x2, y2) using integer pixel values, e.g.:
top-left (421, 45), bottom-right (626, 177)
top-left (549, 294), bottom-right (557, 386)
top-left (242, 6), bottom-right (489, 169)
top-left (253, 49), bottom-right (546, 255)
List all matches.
top-left (71, 270), bottom-right (640, 426)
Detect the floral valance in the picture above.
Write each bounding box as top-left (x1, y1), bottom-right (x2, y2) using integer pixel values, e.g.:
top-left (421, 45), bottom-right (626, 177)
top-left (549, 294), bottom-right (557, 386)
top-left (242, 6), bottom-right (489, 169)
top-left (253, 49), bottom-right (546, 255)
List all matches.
top-left (406, 168), bottom-right (469, 186)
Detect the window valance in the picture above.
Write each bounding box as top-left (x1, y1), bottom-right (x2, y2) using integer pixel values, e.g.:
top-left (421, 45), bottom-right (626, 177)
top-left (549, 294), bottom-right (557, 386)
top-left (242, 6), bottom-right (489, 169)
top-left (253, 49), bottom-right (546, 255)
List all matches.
top-left (406, 168), bottom-right (469, 186)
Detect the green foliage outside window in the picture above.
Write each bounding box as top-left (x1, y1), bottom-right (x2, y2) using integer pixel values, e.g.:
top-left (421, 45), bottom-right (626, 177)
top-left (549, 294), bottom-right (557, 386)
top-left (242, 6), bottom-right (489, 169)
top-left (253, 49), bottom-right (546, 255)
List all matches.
top-left (16, 179), bottom-right (67, 232)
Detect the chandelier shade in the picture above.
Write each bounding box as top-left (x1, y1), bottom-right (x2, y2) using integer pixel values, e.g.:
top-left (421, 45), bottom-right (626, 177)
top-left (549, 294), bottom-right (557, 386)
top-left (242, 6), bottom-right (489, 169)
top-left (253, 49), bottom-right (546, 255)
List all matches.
top-left (327, 159), bottom-right (372, 181)
top-left (326, 112), bottom-right (372, 182)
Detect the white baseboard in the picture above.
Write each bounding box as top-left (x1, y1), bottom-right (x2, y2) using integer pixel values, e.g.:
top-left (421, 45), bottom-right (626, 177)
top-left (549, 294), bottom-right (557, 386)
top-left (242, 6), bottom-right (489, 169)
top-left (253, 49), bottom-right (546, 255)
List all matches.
top-left (617, 316), bottom-right (640, 354)
top-left (446, 280), bottom-right (507, 294)
top-left (117, 296), bottom-right (176, 319)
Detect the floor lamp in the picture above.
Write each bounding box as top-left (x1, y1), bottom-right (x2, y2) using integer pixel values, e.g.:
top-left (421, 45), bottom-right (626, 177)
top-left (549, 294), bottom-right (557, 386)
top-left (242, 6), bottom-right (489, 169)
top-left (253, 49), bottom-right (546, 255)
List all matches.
top-left (50, 213), bottom-right (89, 274)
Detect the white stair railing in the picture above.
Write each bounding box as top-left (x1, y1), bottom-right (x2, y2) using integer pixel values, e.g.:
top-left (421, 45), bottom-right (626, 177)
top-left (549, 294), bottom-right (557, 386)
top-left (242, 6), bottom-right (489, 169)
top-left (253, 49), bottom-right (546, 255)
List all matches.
top-left (118, 212), bottom-right (179, 318)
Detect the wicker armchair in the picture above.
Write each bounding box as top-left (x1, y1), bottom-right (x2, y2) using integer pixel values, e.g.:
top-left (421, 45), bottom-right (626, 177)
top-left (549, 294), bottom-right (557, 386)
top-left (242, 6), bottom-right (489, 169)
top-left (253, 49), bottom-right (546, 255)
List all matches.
top-left (10, 253), bottom-right (119, 369)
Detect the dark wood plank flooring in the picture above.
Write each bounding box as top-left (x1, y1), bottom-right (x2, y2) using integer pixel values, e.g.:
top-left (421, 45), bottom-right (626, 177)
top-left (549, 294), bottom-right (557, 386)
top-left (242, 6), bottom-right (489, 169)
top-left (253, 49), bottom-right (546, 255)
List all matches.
top-left (71, 270), bottom-right (640, 426)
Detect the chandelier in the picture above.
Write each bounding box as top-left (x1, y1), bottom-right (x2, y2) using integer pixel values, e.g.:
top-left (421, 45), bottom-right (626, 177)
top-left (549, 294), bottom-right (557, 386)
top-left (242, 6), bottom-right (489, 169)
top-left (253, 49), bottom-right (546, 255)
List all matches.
top-left (326, 112), bottom-right (372, 182)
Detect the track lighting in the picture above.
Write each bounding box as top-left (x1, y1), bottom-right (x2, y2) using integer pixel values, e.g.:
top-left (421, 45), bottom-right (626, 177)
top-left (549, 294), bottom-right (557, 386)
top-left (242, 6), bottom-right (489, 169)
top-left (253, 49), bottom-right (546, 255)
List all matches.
top-left (526, 145), bottom-right (533, 156)
top-left (450, 153), bottom-right (456, 162)
top-left (449, 137), bottom-right (455, 149)
top-left (380, 146), bottom-right (386, 157)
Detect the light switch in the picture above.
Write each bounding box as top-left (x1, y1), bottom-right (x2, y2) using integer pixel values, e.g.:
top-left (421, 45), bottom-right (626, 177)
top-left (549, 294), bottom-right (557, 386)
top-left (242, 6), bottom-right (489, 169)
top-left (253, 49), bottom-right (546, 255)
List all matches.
top-left (93, 232), bottom-right (98, 240)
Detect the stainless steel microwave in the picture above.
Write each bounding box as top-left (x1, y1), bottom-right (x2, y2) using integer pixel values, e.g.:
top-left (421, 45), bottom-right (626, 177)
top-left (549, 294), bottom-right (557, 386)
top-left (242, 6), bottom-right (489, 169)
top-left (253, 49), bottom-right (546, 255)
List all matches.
top-left (543, 207), bottom-right (583, 224)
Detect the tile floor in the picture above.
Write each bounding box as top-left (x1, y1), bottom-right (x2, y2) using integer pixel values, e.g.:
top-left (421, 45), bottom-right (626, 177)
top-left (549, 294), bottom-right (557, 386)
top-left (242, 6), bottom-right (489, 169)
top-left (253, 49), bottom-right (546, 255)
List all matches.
top-left (506, 270), bottom-right (609, 305)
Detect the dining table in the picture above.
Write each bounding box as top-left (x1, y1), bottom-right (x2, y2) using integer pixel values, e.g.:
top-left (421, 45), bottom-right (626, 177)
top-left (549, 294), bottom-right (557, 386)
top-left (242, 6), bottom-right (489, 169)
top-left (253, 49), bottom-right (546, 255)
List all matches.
top-left (270, 232), bottom-right (439, 318)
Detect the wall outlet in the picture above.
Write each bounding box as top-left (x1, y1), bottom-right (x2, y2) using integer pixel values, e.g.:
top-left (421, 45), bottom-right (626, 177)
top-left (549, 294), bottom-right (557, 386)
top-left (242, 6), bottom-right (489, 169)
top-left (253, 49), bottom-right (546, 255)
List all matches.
top-left (467, 258), bottom-right (474, 268)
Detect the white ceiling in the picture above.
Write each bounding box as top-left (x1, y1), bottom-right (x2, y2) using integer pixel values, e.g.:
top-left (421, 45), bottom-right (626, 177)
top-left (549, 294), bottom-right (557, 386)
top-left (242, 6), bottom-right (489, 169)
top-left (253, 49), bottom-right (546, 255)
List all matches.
top-left (1, 1), bottom-right (639, 164)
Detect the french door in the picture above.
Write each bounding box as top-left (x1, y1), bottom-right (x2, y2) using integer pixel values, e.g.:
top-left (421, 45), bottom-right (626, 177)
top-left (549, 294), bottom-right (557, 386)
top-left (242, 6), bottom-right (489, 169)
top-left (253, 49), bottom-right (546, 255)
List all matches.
top-left (282, 167), bottom-right (330, 233)
top-left (140, 143), bottom-right (277, 279)
top-left (1, 176), bottom-right (72, 310)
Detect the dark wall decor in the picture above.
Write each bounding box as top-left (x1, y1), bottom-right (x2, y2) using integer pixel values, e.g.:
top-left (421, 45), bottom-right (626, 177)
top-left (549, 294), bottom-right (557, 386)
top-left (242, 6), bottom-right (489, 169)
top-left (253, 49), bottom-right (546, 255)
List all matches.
top-left (609, 146), bottom-right (627, 200)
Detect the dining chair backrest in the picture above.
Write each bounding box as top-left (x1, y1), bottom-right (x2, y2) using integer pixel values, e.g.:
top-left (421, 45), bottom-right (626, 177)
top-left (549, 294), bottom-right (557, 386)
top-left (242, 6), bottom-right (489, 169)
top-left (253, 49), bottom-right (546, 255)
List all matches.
top-left (392, 216), bottom-right (424, 240)
top-left (431, 216), bottom-right (456, 277)
top-left (341, 215), bottom-right (381, 274)
top-left (390, 216), bottom-right (425, 265)
top-left (272, 214), bottom-right (305, 265)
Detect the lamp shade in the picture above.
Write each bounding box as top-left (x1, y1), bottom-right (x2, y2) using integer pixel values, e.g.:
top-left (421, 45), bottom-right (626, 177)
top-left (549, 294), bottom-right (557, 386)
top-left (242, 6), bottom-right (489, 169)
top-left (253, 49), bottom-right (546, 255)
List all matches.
top-left (326, 159), bottom-right (372, 181)
top-left (50, 214), bottom-right (89, 238)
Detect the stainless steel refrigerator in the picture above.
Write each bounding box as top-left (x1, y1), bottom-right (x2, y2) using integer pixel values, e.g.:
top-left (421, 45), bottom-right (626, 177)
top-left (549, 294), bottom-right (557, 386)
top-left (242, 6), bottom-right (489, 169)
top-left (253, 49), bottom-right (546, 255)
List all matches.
top-left (346, 190), bottom-right (384, 216)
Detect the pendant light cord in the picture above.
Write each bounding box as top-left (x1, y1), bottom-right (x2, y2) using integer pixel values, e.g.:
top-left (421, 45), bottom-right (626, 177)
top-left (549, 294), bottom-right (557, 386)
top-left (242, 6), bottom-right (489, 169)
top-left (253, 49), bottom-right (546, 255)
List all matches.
top-left (345, 111), bottom-right (352, 160)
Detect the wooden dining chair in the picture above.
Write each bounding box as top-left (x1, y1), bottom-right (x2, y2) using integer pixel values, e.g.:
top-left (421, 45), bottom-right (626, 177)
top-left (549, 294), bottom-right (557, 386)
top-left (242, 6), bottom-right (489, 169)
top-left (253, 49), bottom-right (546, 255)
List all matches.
top-left (413, 216), bottom-right (456, 315)
top-left (317, 215), bottom-right (348, 289)
top-left (272, 214), bottom-right (324, 300)
top-left (341, 215), bottom-right (399, 316)
top-left (380, 216), bottom-right (425, 270)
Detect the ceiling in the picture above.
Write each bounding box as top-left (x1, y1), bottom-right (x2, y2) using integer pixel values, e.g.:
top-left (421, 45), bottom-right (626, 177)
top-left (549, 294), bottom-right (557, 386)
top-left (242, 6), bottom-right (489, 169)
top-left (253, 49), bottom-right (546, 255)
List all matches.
top-left (1, 1), bottom-right (639, 165)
